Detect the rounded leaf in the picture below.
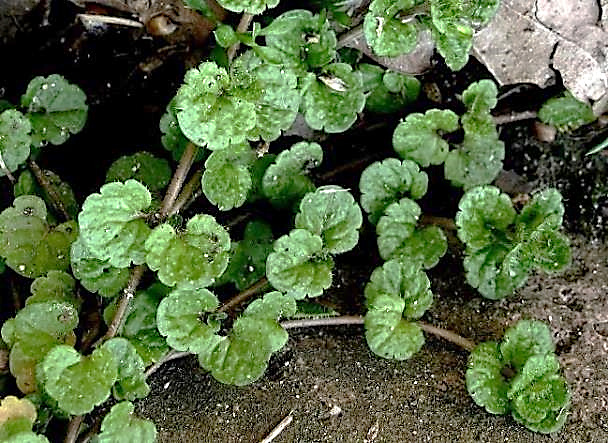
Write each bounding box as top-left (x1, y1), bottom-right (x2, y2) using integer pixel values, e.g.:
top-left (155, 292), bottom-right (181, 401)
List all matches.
top-left (262, 141), bottom-right (322, 210)
top-left (364, 259), bottom-right (433, 320)
top-left (456, 186), bottom-right (516, 250)
top-left (70, 236), bottom-right (130, 297)
top-left (198, 292), bottom-right (296, 385)
top-left (106, 152), bottom-right (171, 193)
top-left (377, 199), bottom-right (447, 268)
top-left (159, 100), bottom-right (204, 162)
top-left (302, 63), bottom-right (365, 133)
top-left (96, 401), bottom-right (157, 443)
top-left (156, 286), bottom-right (220, 352)
top-left (359, 158), bottom-right (428, 224)
top-left (0, 109), bottom-right (31, 175)
top-left (40, 345), bottom-right (117, 415)
top-left (145, 214), bottom-right (231, 287)
top-left (265, 10), bottom-right (337, 69)
top-left (101, 338), bottom-right (149, 401)
top-left (295, 186), bottom-right (362, 254)
top-left (0, 196), bottom-right (78, 278)
top-left (363, 0), bottom-right (419, 57)
top-left (78, 180), bottom-right (151, 268)
top-left (27, 271), bottom-right (79, 308)
top-left (202, 142), bottom-right (256, 211)
top-left (465, 342), bottom-right (510, 415)
top-left (538, 92), bottom-right (596, 132)
top-left (175, 62), bottom-right (256, 150)
top-left (500, 320), bottom-right (555, 371)
top-left (392, 109), bottom-right (459, 167)
top-left (266, 229), bottom-right (333, 299)
top-left (20, 74), bottom-right (87, 147)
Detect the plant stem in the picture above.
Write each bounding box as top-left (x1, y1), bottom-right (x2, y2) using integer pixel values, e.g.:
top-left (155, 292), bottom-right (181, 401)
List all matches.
top-left (227, 13), bottom-right (254, 61)
top-left (145, 350), bottom-right (191, 379)
top-left (420, 214), bottom-right (457, 231)
top-left (28, 159), bottom-right (72, 221)
top-left (217, 277), bottom-right (269, 313)
top-left (493, 111), bottom-right (538, 125)
top-left (64, 414), bottom-right (84, 443)
top-left (168, 169), bottom-right (203, 216)
top-left (280, 315), bottom-right (364, 329)
top-left (418, 321), bottom-right (476, 352)
top-left (97, 264), bottom-right (146, 344)
top-left (159, 142), bottom-right (199, 218)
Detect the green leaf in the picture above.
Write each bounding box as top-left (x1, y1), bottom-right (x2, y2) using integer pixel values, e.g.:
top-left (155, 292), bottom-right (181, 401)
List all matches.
top-left (232, 52), bottom-right (300, 142)
top-left (220, 220), bottom-right (274, 291)
top-left (26, 271), bottom-right (79, 308)
top-left (295, 186), bottom-right (362, 254)
top-left (14, 170), bottom-right (79, 220)
top-left (216, 0), bottom-right (279, 14)
top-left (262, 141), bottom-right (322, 210)
top-left (156, 286), bottom-right (220, 352)
top-left (392, 109), bottom-right (459, 166)
top-left (264, 9), bottom-right (337, 70)
top-left (198, 291), bottom-right (296, 385)
top-left (106, 152), bottom-right (171, 193)
top-left (444, 132), bottom-right (504, 189)
top-left (359, 158), bottom-right (428, 224)
top-left (466, 342), bottom-right (510, 415)
top-left (145, 214), bottom-right (231, 287)
top-left (96, 401), bottom-right (157, 443)
top-left (40, 345), bottom-right (117, 415)
top-left (364, 260), bottom-right (431, 360)
top-left (457, 186), bottom-right (570, 299)
top-left (0, 109), bottom-right (31, 176)
top-left (0, 396), bottom-right (39, 441)
top-left (538, 92), bottom-right (596, 132)
top-left (202, 142), bottom-right (256, 211)
top-left (500, 320), bottom-right (555, 372)
top-left (214, 24), bottom-right (238, 48)
top-left (508, 354), bottom-right (570, 433)
top-left (70, 236), bottom-right (130, 297)
top-left (1, 302), bottom-right (78, 394)
top-left (363, 0), bottom-right (420, 57)
top-left (377, 198), bottom-right (447, 268)
top-left (444, 80), bottom-right (504, 188)
top-left (0, 196), bottom-right (78, 278)
top-left (78, 180), bottom-right (151, 268)
top-left (266, 229), bottom-right (333, 299)
top-left (430, 22), bottom-right (473, 71)
top-left (159, 100), bottom-right (204, 162)
top-left (456, 186), bottom-right (516, 250)
top-left (20, 74), bottom-right (87, 147)
top-left (101, 338), bottom-right (150, 401)
top-left (302, 63), bottom-right (366, 133)
top-left (586, 134), bottom-right (608, 155)
top-left (359, 64), bottom-right (421, 114)
top-left (175, 62), bottom-right (256, 150)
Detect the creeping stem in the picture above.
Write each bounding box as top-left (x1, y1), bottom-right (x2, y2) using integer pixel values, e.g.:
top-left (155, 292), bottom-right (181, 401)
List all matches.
top-left (28, 159), bottom-right (72, 221)
top-left (227, 13), bottom-right (254, 62)
top-left (159, 142), bottom-right (199, 217)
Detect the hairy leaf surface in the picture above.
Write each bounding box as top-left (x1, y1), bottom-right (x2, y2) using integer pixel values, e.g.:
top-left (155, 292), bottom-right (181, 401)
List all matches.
top-left (216, 0), bottom-right (279, 14)
top-left (40, 345), bottom-right (117, 415)
top-left (78, 180), bottom-right (151, 268)
top-left (295, 186), bottom-right (362, 254)
top-left (26, 271), bottom-right (79, 308)
top-left (359, 158), bottom-right (428, 224)
top-left (266, 229), bottom-right (333, 299)
top-left (106, 152), bottom-right (171, 193)
top-left (0, 196), bottom-right (77, 278)
top-left (145, 214), bottom-right (231, 287)
top-left (20, 74), bottom-right (87, 147)
top-left (101, 338), bottom-right (149, 401)
top-left (262, 141), bottom-right (322, 209)
top-left (198, 292), bottom-right (296, 385)
top-left (96, 401), bottom-right (157, 443)
top-left (0, 109), bottom-right (31, 176)
top-left (465, 342), bottom-right (510, 414)
top-left (363, 0), bottom-right (420, 57)
top-left (538, 92), bottom-right (596, 132)
top-left (392, 109), bottom-right (459, 166)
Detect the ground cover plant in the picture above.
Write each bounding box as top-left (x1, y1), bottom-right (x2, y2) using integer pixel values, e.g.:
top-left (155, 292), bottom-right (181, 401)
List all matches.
top-left (0, 0), bottom-right (603, 441)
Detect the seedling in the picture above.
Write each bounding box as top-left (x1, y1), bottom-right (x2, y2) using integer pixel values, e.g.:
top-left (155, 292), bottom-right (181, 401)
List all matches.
top-left (0, 1), bottom-right (580, 441)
